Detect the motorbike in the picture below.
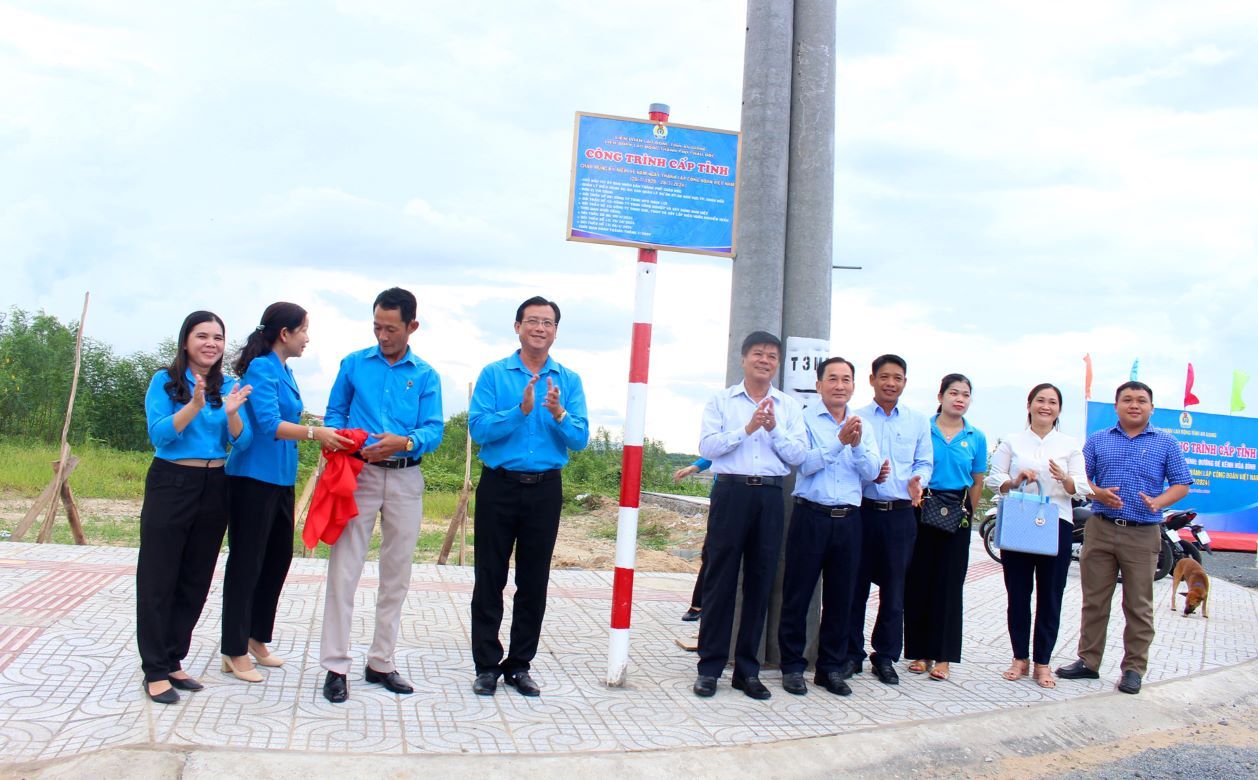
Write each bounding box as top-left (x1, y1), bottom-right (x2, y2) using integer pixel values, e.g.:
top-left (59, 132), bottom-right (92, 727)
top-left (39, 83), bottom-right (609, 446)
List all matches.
top-left (981, 503), bottom-right (1210, 583)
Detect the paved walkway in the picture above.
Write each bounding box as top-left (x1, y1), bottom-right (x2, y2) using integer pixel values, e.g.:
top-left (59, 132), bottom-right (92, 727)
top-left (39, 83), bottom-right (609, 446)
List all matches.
top-left (1, 537), bottom-right (1256, 766)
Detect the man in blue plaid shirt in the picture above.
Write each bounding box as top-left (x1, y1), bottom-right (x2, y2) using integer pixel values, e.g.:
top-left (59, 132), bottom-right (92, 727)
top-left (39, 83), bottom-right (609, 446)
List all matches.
top-left (1056, 381), bottom-right (1192, 694)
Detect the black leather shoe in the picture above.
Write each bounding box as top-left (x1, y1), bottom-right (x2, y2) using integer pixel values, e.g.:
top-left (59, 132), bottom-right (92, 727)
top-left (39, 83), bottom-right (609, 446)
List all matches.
top-left (472, 672), bottom-right (499, 696)
top-left (365, 667), bottom-right (414, 694)
top-left (839, 660), bottom-right (860, 680)
top-left (732, 676), bottom-right (772, 700)
top-left (781, 672), bottom-right (807, 695)
top-left (323, 671), bottom-right (348, 703)
top-left (1055, 659), bottom-right (1100, 680)
top-left (681, 606), bottom-right (702, 622)
top-left (871, 659), bottom-right (899, 685)
top-left (168, 675), bottom-right (203, 691)
top-left (1117, 670), bottom-right (1142, 694)
top-left (504, 671), bottom-right (541, 697)
top-left (144, 681), bottom-right (179, 704)
top-left (693, 675), bottom-right (717, 697)
top-left (814, 671), bottom-right (853, 696)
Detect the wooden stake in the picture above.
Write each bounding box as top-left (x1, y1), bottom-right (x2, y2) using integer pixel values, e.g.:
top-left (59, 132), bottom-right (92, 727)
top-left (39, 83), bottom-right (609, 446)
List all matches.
top-left (11, 456), bottom-right (79, 541)
top-left (38, 293), bottom-right (89, 544)
top-left (438, 383), bottom-right (475, 566)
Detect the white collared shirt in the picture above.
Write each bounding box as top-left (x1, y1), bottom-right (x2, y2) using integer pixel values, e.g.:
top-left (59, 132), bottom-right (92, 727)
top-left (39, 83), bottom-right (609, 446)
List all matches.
top-left (698, 382), bottom-right (807, 477)
top-left (985, 427), bottom-right (1092, 518)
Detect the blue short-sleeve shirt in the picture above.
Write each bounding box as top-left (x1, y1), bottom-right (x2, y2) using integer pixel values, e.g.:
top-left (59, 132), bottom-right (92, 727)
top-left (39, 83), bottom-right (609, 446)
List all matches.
top-left (929, 416), bottom-right (987, 491)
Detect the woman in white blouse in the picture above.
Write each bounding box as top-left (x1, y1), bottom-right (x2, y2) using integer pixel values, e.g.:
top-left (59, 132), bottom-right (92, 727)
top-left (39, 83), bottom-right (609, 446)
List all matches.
top-left (985, 383), bottom-right (1090, 689)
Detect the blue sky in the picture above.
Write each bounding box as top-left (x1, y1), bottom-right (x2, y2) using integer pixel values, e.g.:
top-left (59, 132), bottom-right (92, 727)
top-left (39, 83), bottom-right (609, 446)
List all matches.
top-left (2, 0), bottom-right (1254, 451)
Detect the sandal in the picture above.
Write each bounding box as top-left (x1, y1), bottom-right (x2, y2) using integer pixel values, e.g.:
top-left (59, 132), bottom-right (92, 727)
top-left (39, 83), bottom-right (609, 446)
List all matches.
top-left (1002, 659), bottom-right (1029, 681)
top-left (929, 662), bottom-right (950, 681)
top-left (1033, 663), bottom-right (1056, 689)
top-left (907, 659), bottom-right (932, 674)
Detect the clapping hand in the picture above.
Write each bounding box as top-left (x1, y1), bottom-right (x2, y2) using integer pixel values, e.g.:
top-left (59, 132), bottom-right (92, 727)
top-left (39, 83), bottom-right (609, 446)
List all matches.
top-left (908, 475), bottom-right (925, 507)
top-left (745, 398), bottom-right (775, 434)
top-left (1047, 460), bottom-right (1069, 483)
top-left (223, 382), bottom-right (252, 415)
top-left (874, 459), bottom-right (891, 484)
top-left (520, 374), bottom-right (539, 415)
top-left (542, 377), bottom-right (565, 421)
top-left (838, 415), bottom-right (862, 446)
top-left (191, 373), bottom-right (207, 409)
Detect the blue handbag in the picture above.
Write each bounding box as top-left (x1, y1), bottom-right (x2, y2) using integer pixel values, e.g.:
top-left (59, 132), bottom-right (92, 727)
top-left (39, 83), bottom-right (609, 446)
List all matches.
top-left (995, 479), bottom-right (1060, 556)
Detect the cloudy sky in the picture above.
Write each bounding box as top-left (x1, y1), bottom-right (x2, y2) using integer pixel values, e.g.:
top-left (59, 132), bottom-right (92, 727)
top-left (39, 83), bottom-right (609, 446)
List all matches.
top-left (2, 0), bottom-right (1254, 452)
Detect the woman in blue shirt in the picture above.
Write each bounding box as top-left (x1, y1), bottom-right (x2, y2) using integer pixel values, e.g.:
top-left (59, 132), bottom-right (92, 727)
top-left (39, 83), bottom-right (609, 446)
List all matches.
top-left (221, 302), bottom-right (350, 682)
top-left (137, 311), bottom-right (252, 704)
top-left (904, 373), bottom-right (987, 681)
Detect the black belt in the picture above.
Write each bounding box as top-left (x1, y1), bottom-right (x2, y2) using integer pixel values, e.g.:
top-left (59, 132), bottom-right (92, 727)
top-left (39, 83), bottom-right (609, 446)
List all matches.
top-left (795, 498), bottom-right (858, 518)
top-left (489, 466), bottom-right (562, 485)
top-left (353, 453), bottom-right (422, 469)
top-left (716, 474), bottom-right (784, 487)
top-left (1094, 514), bottom-right (1159, 528)
top-left (862, 498), bottom-right (914, 511)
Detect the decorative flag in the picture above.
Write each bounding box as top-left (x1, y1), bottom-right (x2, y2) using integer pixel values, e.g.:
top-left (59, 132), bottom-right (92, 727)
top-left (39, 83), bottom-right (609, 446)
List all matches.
top-left (1233, 370), bottom-right (1250, 413)
top-left (1083, 354), bottom-right (1093, 400)
top-left (1130, 359), bottom-right (1140, 381)
top-left (1184, 363), bottom-right (1200, 407)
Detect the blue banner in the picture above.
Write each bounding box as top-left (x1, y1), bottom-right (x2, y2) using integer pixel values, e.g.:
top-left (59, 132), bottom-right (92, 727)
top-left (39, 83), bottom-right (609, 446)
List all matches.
top-left (567, 113), bottom-right (739, 256)
top-left (1086, 402), bottom-right (1258, 536)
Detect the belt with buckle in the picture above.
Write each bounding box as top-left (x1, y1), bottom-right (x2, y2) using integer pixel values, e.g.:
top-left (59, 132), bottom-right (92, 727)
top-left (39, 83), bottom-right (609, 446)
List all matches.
top-left (491, 466), bottom-right (561, 485)
top-left (862, 498), bottom-right (914, 512)
top-left (353, 453), bottom-right (423, 469)
top-left (1094, 514), bottom-right (1158, 527)
top-left (716, 474), bottom-right (784, 487)
top-left (795, 498), bottom-right (857, 518)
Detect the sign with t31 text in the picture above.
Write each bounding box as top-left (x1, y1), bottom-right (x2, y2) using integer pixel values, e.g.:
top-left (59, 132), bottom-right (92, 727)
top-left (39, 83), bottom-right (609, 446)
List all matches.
top-left (567, 112), bottom-right (740, 256)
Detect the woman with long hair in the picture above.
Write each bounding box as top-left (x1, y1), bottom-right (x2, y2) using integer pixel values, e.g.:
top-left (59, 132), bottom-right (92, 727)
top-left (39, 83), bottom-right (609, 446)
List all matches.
top-left (137, 311), bottom-right (252, 703)
top-left (221, 302), bottom-right (351, 682)
top-left (904, 373), bottom-right (986, 681)
top-left (986, 383), bottom-right (1089, 688)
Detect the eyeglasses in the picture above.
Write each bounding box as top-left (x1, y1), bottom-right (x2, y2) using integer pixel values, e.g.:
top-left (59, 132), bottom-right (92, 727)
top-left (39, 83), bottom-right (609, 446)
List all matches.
top-left (521, 318), bottom-right (556, 329)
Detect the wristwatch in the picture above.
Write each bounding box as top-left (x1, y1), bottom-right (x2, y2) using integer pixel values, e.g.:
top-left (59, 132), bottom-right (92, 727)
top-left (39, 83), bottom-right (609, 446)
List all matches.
top-left (405, 436), bottom-right (414, 452)
top-left (307, 426), bottom-right (315, 440)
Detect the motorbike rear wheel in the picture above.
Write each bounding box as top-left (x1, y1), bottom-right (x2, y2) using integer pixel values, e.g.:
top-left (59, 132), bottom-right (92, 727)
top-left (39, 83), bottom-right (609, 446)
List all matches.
top-left (983, 521), bottom-right (1001, 563)
top-left (1154, 536), bottom-right (1175, 582)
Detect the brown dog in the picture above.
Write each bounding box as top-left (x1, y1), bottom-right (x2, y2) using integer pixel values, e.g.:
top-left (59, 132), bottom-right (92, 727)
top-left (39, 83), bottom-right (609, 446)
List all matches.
top-left (1170, 558), bottom-right (1210, 618)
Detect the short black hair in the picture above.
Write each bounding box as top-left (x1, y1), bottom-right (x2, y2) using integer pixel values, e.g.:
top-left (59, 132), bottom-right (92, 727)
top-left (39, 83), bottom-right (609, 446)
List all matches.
top-left (516, 296), bottom-right (561, 324)
top-left (816, 356), bottom-right (856, 380)
top-left (374, 287), bottom-right (417, 324)
top-left (1115, 381), bottom-right (1153, 403)
top-left (871, 354), bottom-right (907, 374)
top-left (740, 330), bottom-right (781, 356)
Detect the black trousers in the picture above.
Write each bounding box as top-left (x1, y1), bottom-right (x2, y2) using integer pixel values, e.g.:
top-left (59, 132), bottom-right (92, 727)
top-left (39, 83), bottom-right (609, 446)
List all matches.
top-left (1003, 518), bottom-right (1073, 664)
top-left (696, 480), bottom-right (783, 679)
top-left (136, 459), bottom-right (230, 682)
top-left (779, 504), bottom-right (862, 675)
top-left (471, 467), bottom-right (563, 675)
top-left (848, 504), bottom-right (917, 664)
top-left (221, 476), bottom-right (294, 657)
top-left (690, 551), bottom-right (706, 609)
top-left (904, 497), bottom-right (972, 663)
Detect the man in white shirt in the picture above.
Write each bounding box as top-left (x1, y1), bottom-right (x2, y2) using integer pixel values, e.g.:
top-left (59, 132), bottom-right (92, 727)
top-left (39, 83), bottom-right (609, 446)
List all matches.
top-left (692, 332), bottom-right (807, 700)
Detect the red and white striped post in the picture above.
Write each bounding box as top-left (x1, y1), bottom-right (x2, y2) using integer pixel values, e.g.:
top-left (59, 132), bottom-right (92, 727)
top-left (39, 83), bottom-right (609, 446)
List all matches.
top-left (607, 103), bottom-right (669, 687)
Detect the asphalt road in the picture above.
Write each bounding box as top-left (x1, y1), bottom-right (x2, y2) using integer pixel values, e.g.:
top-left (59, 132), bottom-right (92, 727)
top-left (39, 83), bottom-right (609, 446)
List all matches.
top-left (1201, 550), bottom-right (1258, 590)
top-left (1059, 744), bottom-right (1258, 779)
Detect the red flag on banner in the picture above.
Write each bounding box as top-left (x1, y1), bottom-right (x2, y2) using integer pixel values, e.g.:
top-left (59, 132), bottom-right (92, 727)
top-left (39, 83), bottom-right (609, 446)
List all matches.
top-left (1083, 354), bottom-right (1093, 400)
top-left (1184, 363), bottom-right (1200, 407)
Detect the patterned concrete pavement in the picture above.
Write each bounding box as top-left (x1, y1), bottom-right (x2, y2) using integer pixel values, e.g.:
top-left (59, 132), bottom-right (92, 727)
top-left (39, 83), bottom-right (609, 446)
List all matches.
top-left (1, 537), bottom-right (1256, 765)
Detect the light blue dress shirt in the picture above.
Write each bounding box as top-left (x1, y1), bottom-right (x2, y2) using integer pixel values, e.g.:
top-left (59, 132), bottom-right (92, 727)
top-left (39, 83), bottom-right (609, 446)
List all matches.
top-left (856, 401), bottom-right (933, 501)
top-left (794, 403), bottom-right (882, 506)
top-left (698, 382), bottom-right (807, 476)
top-left (469, 351), bottom-right (589, 471)
top-left (145, 369), bottom-right (252, 460)
top-left (323, 345), bottom-right (444, 458)
top-left (226, 351), bottom-right (303, 486)
top-left (929, 415), bottom-right (987, 491)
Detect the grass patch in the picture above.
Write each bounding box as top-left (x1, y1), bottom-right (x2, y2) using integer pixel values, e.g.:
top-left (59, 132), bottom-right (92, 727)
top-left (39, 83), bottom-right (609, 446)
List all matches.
top-left (589, 518), bottom-right (671, 551)
top-left (0, 436), bottom-right (149, 499)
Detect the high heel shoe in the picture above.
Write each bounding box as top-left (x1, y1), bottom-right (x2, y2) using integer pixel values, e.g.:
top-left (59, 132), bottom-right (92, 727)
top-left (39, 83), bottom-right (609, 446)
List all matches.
top-left (248, 645), bottom-right (284, 668)
top-left (221, 655), bottom-right (264, 683)
top-left (144, 680), bottom-right (179, 704)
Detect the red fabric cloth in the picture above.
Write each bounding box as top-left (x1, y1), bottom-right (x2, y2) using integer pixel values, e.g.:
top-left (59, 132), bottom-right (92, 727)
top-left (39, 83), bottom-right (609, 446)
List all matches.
top-left (302, 428), bottom-right (370, 550)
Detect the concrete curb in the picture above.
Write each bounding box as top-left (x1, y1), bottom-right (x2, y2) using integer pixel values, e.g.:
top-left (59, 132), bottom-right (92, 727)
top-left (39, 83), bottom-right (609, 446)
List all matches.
top-left (9, 659), bottom-right (1256, 779)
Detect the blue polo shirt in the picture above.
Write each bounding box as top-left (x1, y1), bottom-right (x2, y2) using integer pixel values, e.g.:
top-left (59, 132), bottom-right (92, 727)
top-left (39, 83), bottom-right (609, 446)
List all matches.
top-left (324, 345), bottom-right (444, 457)
top-left (469, 351), bottom-right (589, 471)
top-left (226, 351), bottom-right (303, 486)
top-left (929, 415), bottom-right (987, 491)
top-left (1084, 423), bottom-right (1193, 524)
top-left (145, 369), bottom-right (252, 460)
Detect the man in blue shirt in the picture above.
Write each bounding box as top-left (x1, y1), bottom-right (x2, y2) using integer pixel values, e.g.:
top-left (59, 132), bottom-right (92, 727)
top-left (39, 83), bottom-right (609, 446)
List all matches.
top-left (468, 296), bottom-right (589, 697)
top-left (847, 354), bottom-right (933, 685)
top-left (318, 288), bottom-right (445, 703)
top-left (692, 331), bottom-right (807, 700)
top-left (779, 357), bottom-right (881, 697)
top-left (1057, 381), bottom-right (1192, 695)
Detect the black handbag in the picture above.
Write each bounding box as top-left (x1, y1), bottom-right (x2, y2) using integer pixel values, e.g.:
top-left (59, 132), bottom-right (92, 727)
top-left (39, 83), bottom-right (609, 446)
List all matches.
top-left (919, 490), bottom-right (967, 534)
